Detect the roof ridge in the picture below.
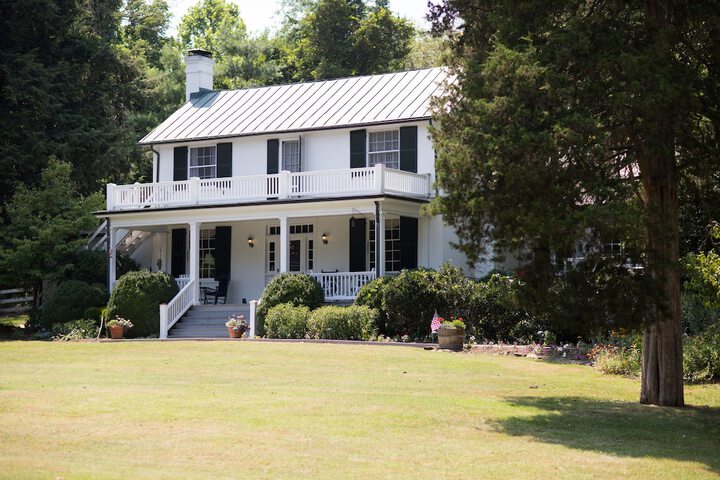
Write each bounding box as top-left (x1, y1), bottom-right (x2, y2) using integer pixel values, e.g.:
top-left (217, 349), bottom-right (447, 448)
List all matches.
top-left (194, 66), bottom-right (448, 97)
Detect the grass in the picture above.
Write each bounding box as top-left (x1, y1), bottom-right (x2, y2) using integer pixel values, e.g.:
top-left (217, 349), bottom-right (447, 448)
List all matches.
top-left (0, 314), bottom-right (27, 327)
top-left (0, 341), bottom-right (718, 480)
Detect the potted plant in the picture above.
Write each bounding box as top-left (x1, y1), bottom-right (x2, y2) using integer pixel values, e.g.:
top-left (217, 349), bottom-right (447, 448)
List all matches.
top-left (226, 314), bottom-right (247, 338)
top-left (107, 316), bottom-right (133, 339)
top-left (436, 316), bottom-right (466, 351)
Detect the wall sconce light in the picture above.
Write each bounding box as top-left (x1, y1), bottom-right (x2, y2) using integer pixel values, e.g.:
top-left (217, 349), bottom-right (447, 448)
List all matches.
top-left (247, 235), bottom-right (254, 248)
top-left (321, 232), bottom-right (328, 244)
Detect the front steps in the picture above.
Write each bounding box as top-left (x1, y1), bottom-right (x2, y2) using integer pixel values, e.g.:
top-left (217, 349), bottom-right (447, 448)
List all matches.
top-left (169, 304), bottom-right (250, 338)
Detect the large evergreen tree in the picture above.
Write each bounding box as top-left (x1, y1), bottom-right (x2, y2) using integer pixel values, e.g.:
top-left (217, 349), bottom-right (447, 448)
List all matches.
top-left (429, 1), bottom-right (720, 406)
top-left (0, 0), bottom-right (146, 203)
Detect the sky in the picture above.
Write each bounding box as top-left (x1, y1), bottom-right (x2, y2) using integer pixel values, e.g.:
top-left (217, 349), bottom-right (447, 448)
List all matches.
top-left (166, 0), bottom-right (433, 35)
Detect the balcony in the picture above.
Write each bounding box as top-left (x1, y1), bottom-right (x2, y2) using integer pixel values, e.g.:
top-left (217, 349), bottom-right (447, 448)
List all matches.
top-left (106, 164), bottom-right (431, 211)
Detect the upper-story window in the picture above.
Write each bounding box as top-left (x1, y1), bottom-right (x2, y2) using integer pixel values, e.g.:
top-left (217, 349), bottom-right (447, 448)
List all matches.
top-left (368, 130), bottom-right (399, 169)
top-left (189, 146), bottom-right (217, 179)
top-left (282, 139), bottom-right (301, 172)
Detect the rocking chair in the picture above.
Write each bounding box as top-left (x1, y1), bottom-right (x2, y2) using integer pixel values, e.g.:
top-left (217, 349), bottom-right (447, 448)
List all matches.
top-left (203, 277), bottom-right (228, 304)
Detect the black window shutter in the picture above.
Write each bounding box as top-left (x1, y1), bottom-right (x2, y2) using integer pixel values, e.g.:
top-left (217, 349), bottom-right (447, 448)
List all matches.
top-left (399, 126), bottom-right (417, 173)
top-left (267, 139), bottom-right (279, 174)
top-left (349, 218), bottom-right (367, 272)
top-left (171, 228), bottom-right (187, 277)
top-left (214, 226), bottom-right (232, 280)
top-left (173, 146), bottom-right (188, 181)
top-left (350, 129), bottom-right (366, 168)
top-left (399, 216), bottom-right (418, 269)
top-left (217, 143), bottom-right (232, 178)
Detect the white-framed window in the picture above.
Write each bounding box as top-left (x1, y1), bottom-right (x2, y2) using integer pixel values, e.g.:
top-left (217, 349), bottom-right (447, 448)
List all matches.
top-left (189, 146), bottom-right (217, 179)
top-left (368, 130), bottom-right (399, 169)
top-left (368, 218), bottom-right (401, 273)
top-left (199, 229), bottom-right (216, 279)
top-left (282, 139), bottom-right (301, 172)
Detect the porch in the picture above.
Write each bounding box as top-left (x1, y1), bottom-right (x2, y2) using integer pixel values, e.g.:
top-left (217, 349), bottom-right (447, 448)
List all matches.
top-left (103, 197), bottom-right (427, 339)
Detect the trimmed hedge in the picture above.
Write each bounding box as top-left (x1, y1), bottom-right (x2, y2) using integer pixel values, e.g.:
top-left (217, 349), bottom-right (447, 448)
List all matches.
top-left (257, 273), bottom-right (324, 335)
top-left (307, 306), bottom-right (378, 340)
top-left (40, 280), bottom-right (108, 328)
top-left (355, 264), bottom-right (540, 342)
top-left (265, 303), bottom-right (310, 339)
top-left (106, 271), bottom-right (178, 338)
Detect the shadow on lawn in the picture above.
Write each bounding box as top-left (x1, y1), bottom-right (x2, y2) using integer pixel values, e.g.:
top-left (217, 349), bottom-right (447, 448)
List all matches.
top-left (492, 396), bottom-right (720, 473)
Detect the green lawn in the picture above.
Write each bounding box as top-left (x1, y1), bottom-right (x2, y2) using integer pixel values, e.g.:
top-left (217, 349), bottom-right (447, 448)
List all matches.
top-left (0, 314), bottom-right (27, 327)
top-left (0, 342), bottom-right (718, 479)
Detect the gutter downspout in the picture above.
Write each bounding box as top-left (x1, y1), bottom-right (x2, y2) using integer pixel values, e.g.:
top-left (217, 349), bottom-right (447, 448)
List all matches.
top-left (151, 145), bottom-right (160, 183)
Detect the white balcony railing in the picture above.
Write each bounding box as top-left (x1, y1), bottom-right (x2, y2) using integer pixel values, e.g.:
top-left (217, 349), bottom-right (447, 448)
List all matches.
top-left (309, 271), bottom-right (376, 302)
top-left (106, 164), bottom-right (431, 211)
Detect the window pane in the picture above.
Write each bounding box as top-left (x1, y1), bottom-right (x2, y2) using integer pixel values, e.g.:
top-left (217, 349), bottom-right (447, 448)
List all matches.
top-left (368, 131), bottom-right (399, 169)
top-left (189, 146), bottom-right (217, 179)
top-left (200, 229), bottom-right (216, 279)
top-left (282, 140), bottom-right (301, 172)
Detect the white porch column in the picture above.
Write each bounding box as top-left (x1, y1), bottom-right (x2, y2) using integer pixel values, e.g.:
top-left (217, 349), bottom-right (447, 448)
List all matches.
top-left (419, 216), bottom-right (430, 267)
top-left (279, 216), bottom-right (289, 273)
top-left (189, 221), bottom-right (201, 304)
top-left (108, 225), bottom-right (118, 291)
top-left (377, 205), bottom-right (385, 276)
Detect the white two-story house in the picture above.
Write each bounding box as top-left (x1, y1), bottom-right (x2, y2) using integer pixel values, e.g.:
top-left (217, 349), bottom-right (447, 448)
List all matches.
top-left (98, 49), bottom-right (497, 338)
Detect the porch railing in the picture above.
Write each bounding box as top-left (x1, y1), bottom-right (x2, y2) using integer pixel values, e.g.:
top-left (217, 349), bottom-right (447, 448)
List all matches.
top-left (175, 276), bottom-right (191, 290)
top-left (106, 164), bottom-right (431, 211)
top-left (159, 278), bottom-right (195, 339)
top-left (309, 271), bottom-right (376, 302)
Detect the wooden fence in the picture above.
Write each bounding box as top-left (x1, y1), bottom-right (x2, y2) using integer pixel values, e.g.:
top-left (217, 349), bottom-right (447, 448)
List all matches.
top-left (0, 288), bottom-right (32, 314)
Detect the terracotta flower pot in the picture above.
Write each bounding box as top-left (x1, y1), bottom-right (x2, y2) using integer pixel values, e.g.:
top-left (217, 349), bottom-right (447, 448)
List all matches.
top-left (228, 326), bottom-right (246, 338)
top-left (109, 325), bottom-right (125, 339)
top-left (437, 327), bottom-right (465, 351)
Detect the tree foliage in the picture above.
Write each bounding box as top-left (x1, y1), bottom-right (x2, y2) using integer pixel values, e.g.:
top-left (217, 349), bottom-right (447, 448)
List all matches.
top-left (0, 159), bottom-right (102, 311)
top-left (281, 0), bottom-right (414, 80)
top-left (429, 1), bottom-right (720, 406)
top-left (0, 0), bottom-right (146, 204)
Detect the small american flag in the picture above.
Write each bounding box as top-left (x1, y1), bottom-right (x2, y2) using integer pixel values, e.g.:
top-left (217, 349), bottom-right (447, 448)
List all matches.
top-left (430, 311), bottom-right (442, 333)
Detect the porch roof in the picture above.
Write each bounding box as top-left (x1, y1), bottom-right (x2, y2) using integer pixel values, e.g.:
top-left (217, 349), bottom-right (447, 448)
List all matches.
top-left (139, 67), bottom-right (452, 145)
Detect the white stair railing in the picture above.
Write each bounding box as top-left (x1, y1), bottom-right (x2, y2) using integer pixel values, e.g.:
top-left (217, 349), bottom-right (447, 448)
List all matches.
top-left (159, 279), bottom-right (195, 339)
top-left (309, 271), bottom-right (376, 301)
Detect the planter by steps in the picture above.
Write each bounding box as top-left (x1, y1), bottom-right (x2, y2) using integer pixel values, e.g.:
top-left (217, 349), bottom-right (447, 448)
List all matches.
top-left (437, 326), bottom-right (465, 351)
top-left (227, 326), bottom-right (246, 338)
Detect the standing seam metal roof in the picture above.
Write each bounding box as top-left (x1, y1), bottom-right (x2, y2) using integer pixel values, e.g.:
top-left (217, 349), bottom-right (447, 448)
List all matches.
top-left (139, 67), bottom-right (452, 145)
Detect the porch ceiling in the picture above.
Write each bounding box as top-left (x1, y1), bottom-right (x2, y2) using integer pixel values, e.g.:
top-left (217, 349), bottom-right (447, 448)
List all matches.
top-left (97, 194), bottom-right (426, 229)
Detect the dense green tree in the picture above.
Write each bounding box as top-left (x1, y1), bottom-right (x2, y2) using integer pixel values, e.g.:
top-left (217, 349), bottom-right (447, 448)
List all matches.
top-left (281, 0), bottom-right (414, 80)
top-left (178, 0), bottom-right (246, 52)
top-left (0, 0), bottom-right (146, 204)
top-left (121, 0), bottom-right (171, 68)
top-left (429, 1), bottom-right (720, 406)
top-left (0, 159), bottom-right (102, 323)
top-left (403, 32), bottom-right (449, 70)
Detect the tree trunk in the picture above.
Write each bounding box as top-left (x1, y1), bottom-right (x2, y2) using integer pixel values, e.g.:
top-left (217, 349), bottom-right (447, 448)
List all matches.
top-left (637, 0), bottom-right (684, 407)
top-left (638, 154), bottom-right (684, 407)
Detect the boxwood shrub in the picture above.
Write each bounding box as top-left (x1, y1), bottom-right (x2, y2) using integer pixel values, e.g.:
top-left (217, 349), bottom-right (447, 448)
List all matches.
top-left (265, 303), bottom-right (310, 339)
top-left (40, 280), bottom-right (108, 328)
top-left (257, 273), bottom-right (324, 335)
top-left (307, 305), bottom-right (378, 340)
top-left (106, 271), bottom-right (178, 338)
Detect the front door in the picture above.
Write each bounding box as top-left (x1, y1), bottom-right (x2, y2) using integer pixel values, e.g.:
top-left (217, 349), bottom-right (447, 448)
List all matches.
top-left (266, 235), bottom-right (314, 278)
top-left (289, 239), bottom-right (302, 272)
